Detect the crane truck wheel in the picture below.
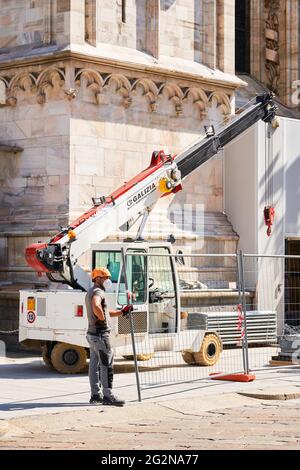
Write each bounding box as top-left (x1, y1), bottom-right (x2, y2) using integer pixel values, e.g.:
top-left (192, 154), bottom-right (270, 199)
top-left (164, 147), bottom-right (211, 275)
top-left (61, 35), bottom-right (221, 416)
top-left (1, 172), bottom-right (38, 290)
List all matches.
top-left (181, 350), bottom-right (195, 365)
top-left (193, 333), bottom-right (222, 366)
top-left (50, 343), bottom-right (88, 374)
top-left (42, 345), bottom-right (55, 370)
top-left (123, 353), bottom-right (154, 361)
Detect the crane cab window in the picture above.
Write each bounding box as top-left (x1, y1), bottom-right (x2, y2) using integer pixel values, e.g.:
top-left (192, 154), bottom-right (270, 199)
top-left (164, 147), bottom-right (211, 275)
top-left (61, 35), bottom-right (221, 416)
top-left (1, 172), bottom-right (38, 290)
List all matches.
top-left (93, 250), bottom-right (147, 304)
top-left (117, 251), bottom-right (147, 305)
top-left (148, 247), bottom-right (177, 334)
top-left (93, 251), bottom-right (121, 284)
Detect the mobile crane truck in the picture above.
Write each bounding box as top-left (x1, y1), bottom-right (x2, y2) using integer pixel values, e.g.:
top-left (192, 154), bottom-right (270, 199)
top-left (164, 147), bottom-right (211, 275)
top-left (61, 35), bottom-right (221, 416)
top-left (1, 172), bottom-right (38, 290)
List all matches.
top-left (20, 94), bottom-right (278, 373)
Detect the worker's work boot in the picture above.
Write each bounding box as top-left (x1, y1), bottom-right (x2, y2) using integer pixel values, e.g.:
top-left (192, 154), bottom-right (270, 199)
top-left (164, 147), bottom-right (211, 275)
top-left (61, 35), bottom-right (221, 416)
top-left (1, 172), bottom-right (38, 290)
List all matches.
top-left (89, 394), bottom-right (103, 404)
top-left (102, 395), bottom-right (125, 407)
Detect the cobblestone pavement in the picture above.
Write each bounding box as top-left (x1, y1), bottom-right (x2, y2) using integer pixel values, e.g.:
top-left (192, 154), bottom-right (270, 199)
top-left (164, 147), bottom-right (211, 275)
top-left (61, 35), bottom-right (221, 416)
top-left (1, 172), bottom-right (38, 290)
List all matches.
top-left (1, 394), bottom-right (300, 450)
top-left (1, 355), bottom-right (299, 449)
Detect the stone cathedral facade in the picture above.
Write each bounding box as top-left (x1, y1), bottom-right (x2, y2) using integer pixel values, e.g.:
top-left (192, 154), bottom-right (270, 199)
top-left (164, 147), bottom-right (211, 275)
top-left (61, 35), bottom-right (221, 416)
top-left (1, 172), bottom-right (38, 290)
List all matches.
top-left (0, 1), bottom-right (299, 342)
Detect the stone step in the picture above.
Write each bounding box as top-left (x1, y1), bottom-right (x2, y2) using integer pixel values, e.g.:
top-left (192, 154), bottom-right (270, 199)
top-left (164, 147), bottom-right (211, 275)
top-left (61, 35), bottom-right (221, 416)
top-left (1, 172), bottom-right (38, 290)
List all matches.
top-left (114, 210), bottom-right (239, 244)
top-left (180, 289), bottom-right (254, 309)
top-left (177, 261), bottom-right (238, 287)
top-left (140, 224), bottom-right (238, 234)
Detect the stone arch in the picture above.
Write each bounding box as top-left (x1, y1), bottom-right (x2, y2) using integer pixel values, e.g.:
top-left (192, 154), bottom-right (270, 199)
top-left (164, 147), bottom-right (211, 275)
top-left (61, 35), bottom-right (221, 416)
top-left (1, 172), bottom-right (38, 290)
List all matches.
top-left (75, 68), bottom-right (103, 104)
top-left (132, 78), bottom-right (159, 112)
top-left (160, 83), bottom-right (184, 116)
top-left (103, 73), bottom-right (132, 108)
top-left (0, 77), bottom-right (9, 88)
top-left (184, 87), bottom-right (209, 119)
top-left (208, 91), bottom-right (232, 117)
top-left (0, 78), bottom-right (8, 106)
top-left (36, 67), bottom-right (65, 104)
top-left (7, 72), bottom-right (37, 106)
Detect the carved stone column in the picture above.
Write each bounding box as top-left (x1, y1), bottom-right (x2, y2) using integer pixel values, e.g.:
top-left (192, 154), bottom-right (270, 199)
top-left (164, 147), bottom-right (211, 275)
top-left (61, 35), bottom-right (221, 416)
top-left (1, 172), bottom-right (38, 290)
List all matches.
top-left (265, 0), bottom-right (280, 93)
top-left (85, 0), bottom-right (97, 46)
top-left (136, 0), bottom-right (160, 59)
top-left (279, 0), bottom-right (299, 107)
top-left (196, 0), bottom-right (217, 69)
top-left (264, 0), bottom-right (299, 107)
top-left (70, 0), bottom-right (85, 45)
top-left (145, 0), bottom-right (160, 59)
top-left (250, 0), bottom-right (265, 82)
top-left (217, 0), bottom-right (235, 74)
top-left (43, 0), bottom-right (53, 45)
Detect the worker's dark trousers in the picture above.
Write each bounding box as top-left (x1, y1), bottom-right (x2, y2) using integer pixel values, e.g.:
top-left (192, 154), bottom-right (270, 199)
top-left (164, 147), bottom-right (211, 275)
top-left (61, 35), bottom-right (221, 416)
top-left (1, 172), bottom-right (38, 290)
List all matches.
top-left (86, 332), bottom-right (114, 398)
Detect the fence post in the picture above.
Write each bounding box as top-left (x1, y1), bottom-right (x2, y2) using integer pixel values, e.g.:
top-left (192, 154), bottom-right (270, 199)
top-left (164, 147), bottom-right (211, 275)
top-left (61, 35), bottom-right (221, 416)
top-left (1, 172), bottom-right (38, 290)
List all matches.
top-left (121, 248), bottom-right (142, 402)
top-left (237, 250), bottom-right (250, 375)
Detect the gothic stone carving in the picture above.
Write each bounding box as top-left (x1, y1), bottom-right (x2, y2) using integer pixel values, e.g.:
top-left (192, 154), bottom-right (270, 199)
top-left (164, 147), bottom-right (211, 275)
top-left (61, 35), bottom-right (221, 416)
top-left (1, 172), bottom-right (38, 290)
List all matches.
top-left (75, 68), bottom-right (232, 119)
top-left (265, 0), bottom-right (280, 93)
top-left (0, 65), bottom-right (232, 119)
top-left (0, 77), bottom-right (8, 106)
top-left (0, 67), bottom-right (65, 106)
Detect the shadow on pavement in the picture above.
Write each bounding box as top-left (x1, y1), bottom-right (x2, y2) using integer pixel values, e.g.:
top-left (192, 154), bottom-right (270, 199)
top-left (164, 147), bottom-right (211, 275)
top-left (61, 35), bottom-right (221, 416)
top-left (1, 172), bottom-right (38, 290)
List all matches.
top-left (0, 359), bottom-right (183, 379)
top-left (0, 402), bottom-right (92, 412)
top-left (0, 359), bottom-right (88, 379)
top-left (270, 366), bottom-right (300, 373)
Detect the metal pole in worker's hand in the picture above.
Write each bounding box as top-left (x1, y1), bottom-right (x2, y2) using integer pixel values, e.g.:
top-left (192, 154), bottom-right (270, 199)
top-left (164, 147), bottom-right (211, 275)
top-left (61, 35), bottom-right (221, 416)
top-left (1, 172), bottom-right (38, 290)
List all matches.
top-left (121, 248), bottom-right (142, 402)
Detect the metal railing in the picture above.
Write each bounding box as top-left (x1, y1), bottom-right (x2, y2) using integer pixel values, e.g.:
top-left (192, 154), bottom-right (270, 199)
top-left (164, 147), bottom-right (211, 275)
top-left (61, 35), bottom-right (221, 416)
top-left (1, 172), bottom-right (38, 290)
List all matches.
top-left (121, 250), bottom-right (300, 400)
top-left (242, 254), bottom-right (300, 370)
top-left (122, 250), bottom-right (300, 400)
top-left (122, 251), bottom-right (248, 398)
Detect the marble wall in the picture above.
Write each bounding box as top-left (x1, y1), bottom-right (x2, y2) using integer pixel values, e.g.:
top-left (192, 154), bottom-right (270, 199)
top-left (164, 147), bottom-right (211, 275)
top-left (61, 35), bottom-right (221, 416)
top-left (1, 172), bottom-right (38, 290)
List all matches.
top-left (0, 0), bottom-right (241, 348)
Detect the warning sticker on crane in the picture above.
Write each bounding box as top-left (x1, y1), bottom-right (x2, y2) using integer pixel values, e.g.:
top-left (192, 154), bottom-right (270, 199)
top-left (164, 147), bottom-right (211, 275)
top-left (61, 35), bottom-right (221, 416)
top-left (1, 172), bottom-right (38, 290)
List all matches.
top-left (27, 311), bottom-right (36, 324)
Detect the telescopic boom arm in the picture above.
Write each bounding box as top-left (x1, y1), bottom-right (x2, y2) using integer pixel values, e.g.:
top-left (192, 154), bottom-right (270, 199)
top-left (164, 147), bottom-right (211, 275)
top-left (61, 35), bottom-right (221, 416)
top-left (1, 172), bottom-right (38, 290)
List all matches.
top-left (25, 93), bottom-right (277, 290)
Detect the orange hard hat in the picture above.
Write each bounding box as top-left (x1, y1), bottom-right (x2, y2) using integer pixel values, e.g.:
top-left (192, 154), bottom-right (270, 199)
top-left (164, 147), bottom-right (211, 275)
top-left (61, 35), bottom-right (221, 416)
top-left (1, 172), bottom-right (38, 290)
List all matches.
top-left (91, 267), bottom-right (111, 280)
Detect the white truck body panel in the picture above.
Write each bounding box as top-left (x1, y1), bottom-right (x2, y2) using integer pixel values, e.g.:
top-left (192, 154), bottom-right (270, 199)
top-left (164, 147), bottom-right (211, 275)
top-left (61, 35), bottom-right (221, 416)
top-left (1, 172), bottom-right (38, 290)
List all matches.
top-left (19, 286), bottom-right (205, 356)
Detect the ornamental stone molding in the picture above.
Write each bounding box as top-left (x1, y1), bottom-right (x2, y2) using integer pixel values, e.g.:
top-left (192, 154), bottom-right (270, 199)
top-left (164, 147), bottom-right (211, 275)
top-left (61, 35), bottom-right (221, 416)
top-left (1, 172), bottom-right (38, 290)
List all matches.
top-left (0, 67), bottom-right (65, 107)
top-left (0, 77), bottom-right (8, 106)
top-left (0, 65), bottom-right (232, 119)
top-left (36, 67), bottom-right (65, 104)
top-left (265, 0), bottom-right (280, 93)
top-left (75, 68), bottom-right (232, 119)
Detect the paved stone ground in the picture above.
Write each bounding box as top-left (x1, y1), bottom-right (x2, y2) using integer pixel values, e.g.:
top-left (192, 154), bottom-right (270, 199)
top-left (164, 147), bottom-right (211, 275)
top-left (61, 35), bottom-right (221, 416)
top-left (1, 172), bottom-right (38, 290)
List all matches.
top-left (0, 348), bottom-right (296, 419)
top-left (0, 395), bottom-right (300, 450)
top-left (0, 354), bottom-right (300, 449)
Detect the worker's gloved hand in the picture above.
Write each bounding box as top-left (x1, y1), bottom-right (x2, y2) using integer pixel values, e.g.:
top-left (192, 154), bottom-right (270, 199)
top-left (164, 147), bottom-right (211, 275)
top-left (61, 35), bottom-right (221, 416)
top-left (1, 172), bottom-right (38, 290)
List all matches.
top-left (121, 304), bottom-right (133, 317)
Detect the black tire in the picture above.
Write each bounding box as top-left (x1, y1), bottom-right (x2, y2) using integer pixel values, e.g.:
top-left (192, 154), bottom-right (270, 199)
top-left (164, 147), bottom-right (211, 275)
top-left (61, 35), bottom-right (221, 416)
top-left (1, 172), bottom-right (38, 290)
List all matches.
top-left (50, 343), bottom-right (88, 374)
top-left (42, 345), bottom-right (55, 370)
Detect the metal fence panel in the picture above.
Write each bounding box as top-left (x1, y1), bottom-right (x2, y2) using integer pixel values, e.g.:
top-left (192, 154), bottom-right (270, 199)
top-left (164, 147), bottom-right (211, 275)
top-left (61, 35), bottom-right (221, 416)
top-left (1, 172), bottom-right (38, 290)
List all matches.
top-left (123, 251), bottom-right (300, 396)
top-left (242, 254), bottom-right (300, 370)
top-left (124, 252), bottom-right (248, 390)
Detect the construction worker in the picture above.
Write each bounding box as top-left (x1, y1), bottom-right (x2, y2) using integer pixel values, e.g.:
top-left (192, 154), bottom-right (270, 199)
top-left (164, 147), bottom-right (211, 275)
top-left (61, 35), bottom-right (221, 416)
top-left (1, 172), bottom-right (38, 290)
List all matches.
top-left (86, 267), bottom-right (132, 407)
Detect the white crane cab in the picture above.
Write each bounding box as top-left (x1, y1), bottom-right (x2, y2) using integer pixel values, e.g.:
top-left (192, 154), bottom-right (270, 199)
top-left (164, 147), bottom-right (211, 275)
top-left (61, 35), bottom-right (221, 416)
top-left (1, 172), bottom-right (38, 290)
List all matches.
top-left (19, 241), bottom-right (222, 373)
